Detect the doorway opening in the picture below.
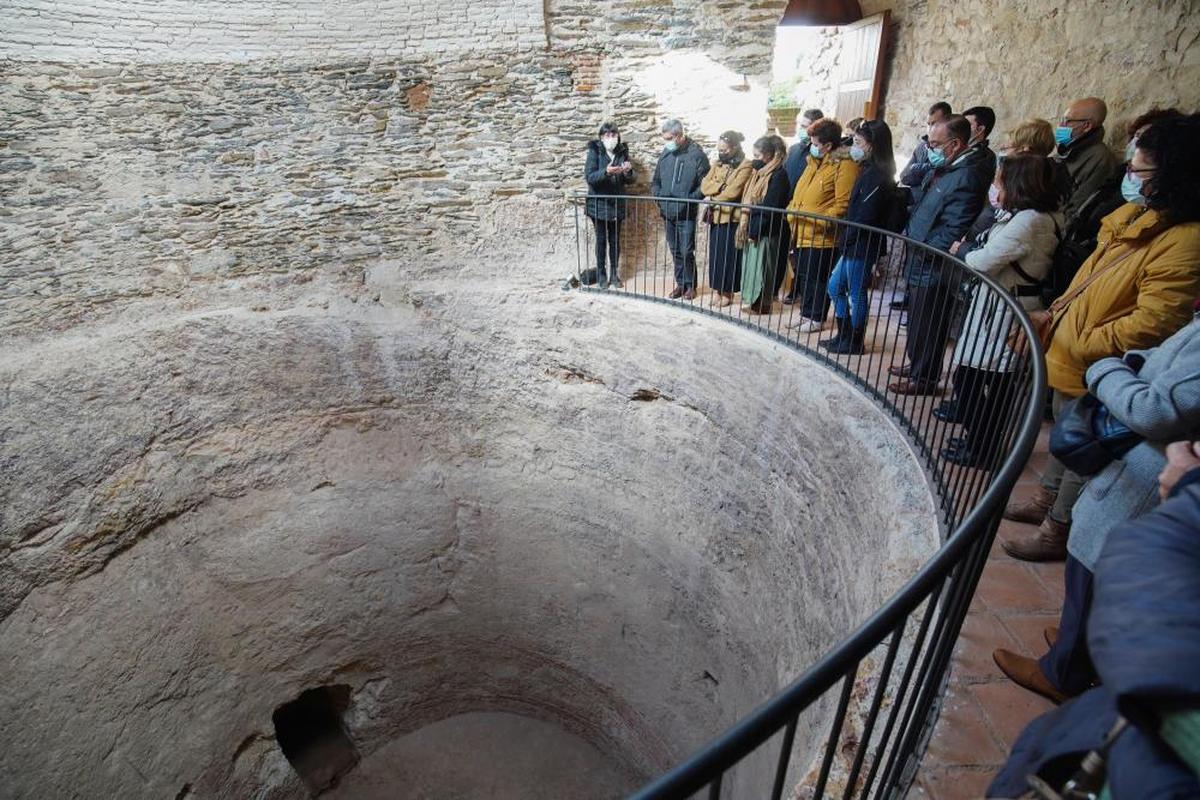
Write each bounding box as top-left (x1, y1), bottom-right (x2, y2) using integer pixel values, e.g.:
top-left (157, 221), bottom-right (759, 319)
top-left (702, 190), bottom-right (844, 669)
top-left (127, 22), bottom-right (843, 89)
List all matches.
top-left (769, 5), bottom-right (891, 142)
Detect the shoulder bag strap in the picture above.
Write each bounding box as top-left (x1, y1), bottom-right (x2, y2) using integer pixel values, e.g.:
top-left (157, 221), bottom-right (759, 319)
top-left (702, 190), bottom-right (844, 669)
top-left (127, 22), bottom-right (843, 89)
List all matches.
top-left (1049, 243), bottom-right (1139, 316)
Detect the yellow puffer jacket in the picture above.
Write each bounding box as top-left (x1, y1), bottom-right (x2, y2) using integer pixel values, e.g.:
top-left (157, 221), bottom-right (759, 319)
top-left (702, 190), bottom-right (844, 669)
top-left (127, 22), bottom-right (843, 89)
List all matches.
top-left (700, 159), bottom-right (754, 225)
top-left (787, 149), bottom-right (859, 249)
top-left (1047, 203), bottom-right (1200, 396)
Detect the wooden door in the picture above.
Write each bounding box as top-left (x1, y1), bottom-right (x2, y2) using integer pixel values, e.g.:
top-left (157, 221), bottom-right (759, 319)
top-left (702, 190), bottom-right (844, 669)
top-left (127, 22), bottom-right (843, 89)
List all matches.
top-left (834, 10), bottom-right (890, 121)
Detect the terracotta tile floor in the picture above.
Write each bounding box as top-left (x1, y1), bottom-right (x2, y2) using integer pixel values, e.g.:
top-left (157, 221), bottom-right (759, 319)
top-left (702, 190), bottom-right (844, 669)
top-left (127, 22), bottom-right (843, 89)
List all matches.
top-left (913, 423), bottom-right (1065, 799)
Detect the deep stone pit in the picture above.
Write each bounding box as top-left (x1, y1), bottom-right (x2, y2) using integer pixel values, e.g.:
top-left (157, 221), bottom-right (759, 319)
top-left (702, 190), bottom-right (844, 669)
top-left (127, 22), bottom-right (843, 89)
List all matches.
top-left (0, 272), bottom-right (937, 798)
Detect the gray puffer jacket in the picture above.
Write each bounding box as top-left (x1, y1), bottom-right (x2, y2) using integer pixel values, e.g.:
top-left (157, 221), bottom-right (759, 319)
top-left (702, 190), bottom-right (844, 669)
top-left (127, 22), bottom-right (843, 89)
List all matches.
top-left (1068, 315), bottom-right (1200, 570)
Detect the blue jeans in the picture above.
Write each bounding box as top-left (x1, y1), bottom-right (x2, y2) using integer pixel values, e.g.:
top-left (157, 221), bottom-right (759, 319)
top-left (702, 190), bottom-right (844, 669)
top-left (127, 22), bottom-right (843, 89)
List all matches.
top-left (826, 255), bottom-right (869, 328)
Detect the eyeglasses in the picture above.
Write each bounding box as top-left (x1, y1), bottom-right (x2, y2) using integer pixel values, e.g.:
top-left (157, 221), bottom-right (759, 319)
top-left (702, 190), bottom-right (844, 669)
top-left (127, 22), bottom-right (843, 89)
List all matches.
top-left (1058, 117), bottom-right (1090, 126)
top-left (1126, 164), bottom-right (1158, 176)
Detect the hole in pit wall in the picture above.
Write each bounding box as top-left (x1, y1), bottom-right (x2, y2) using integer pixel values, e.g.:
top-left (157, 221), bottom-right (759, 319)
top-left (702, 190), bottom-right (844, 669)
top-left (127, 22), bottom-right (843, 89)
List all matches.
top-left (272, 684), bottom-right (360, 794)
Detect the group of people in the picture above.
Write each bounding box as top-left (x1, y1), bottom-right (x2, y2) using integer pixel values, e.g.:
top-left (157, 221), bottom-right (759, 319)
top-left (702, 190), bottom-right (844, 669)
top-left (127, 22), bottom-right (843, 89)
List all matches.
top-left (586, 98), bottom-right (1200, 795)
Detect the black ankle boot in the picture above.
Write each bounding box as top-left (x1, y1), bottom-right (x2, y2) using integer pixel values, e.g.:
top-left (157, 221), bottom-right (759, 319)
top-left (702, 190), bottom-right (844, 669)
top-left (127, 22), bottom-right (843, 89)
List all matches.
top-left (826, 321), bottom-right (866, 354)
top-left (818, 317), bottom-right (848, 350)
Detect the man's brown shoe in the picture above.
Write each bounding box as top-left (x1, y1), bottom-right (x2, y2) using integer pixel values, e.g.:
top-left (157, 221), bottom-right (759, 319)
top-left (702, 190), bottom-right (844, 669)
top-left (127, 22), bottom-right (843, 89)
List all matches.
top-left (682, 287), bottom-right (696, 301)
top-left (888, 378), bottom-right (940, 396)
top-left (1004, 485), bottom-right (1057, 524)
top-left (669, 286), bottom-right (685, 299)
top-left (887, 364), bottom-right (911, 378)
top-left (1044, 627), bottom-right (1059, 648)
top-left (1002, 516), bottom-right (1069, 562)
top-left (993, 648), bottom-right (1066, 704)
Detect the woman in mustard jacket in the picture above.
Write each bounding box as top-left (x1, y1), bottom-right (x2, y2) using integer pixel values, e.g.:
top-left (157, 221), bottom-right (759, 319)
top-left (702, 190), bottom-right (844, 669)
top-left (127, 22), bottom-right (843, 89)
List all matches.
top-left (1003, 113), bottom-right (1200, 563)
top-left (700, 131), bottom-right (754, 306)
top-left (782, 118), bottom-right (860, 332)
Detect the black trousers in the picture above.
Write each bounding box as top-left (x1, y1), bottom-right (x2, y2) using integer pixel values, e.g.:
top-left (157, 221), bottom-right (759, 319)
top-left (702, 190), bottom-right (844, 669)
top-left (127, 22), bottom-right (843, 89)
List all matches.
top-left (954, 365), bottom-right (1018, 458)
top-left (906, 280), bottom-right (957, 386)
top-left (788, 246), bottom-right (837, 321)
top-left (593, 218), bottom-right (620, 281)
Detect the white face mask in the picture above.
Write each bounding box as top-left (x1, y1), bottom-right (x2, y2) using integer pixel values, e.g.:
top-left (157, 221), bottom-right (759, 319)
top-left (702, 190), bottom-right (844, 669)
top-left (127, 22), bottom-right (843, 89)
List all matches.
top-left (602, 137), bottom-right (618, 152)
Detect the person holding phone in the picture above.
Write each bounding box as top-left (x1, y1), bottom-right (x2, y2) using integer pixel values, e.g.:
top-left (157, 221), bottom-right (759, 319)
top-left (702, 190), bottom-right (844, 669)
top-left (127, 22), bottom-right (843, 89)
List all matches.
top-left (585, 121), bottom-right (635, 288)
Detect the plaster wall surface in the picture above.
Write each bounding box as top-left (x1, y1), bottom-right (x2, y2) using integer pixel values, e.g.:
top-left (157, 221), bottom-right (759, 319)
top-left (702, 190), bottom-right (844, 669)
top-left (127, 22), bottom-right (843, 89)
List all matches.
top-left (0, 267), bottom-right (938, 798)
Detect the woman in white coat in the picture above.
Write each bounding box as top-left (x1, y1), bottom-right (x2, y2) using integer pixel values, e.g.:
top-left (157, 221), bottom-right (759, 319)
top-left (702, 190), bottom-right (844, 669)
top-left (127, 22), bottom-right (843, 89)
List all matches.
top-left (943, 154), bottom-right (1064, 467)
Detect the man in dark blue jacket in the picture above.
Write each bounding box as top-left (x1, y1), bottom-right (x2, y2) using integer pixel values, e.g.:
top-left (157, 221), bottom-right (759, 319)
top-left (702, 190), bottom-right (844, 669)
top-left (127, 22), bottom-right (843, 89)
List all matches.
top-left (888, 115), bottom-right (991, 395)
top-left (987, 465), bottom-right (1200, 798)
top-left (650, 119), bottom-right (711, 300)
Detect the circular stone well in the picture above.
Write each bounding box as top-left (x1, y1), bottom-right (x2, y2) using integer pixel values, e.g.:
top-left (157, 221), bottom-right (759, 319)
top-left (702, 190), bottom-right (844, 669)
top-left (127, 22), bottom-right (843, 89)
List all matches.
top-left (0, 272), bottom-right (937, 799)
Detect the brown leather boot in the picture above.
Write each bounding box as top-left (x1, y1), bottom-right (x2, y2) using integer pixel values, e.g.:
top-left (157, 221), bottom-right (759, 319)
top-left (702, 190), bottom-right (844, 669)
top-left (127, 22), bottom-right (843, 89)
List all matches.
top-left (993, 648), bottom-right (1066, 704)
top-left (1044, 627), bottom-right (1059, 648)
top-left (1002, 516), bottom-right (1069, 562)
top-left (1003, 485), bottom-right (1057, 524)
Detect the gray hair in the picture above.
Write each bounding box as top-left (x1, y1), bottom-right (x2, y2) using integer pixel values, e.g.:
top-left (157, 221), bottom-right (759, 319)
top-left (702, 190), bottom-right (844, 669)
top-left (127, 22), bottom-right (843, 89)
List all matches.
top-left (661, 118), bottom-right (684, 135)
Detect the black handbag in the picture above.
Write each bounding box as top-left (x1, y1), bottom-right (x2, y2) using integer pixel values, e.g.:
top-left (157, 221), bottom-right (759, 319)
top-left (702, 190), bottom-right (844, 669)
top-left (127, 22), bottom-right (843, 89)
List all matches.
top-left (1049, 394), bottom-right (1141, 476)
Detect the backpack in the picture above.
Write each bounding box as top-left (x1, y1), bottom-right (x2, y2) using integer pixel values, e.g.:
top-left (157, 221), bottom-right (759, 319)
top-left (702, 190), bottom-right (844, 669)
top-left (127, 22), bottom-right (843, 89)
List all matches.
top-left (883, 185), bottom-right (911, 233)
top-left (580, 267), bottom-right (600, 286)
top-left (1041, 176), bottom-right (1125, 306)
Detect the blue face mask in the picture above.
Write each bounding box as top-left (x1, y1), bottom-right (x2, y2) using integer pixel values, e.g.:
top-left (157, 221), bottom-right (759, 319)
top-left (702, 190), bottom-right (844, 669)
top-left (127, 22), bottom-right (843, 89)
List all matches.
top-left (1121, 172), bottom-right (1147, 205)
top-left (664, 140), bottom-right (678, 153)
top-left (798, 132), bottom-right (811, 147)
top-left (927, 146), bottom-right (947, 168)
top-left (809, 143), bottom-right (822, 159)
top-left (849, 145), bottom-right (867, 162)
top-left (1054, 126), bottom-right (1074, 146)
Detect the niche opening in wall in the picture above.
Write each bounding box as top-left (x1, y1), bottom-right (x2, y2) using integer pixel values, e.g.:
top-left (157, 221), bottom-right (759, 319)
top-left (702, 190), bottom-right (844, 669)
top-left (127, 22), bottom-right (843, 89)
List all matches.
top-left (272, 684), bottom-right (359, 794)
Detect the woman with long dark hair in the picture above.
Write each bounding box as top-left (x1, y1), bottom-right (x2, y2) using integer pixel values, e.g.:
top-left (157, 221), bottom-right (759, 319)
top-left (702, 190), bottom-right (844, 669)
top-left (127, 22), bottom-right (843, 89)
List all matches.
top-left (820, 119), bottom-right (897, 354)
top-left (584, 121), bottom-right (634, 287)
top-left (1003, 113), bottom-right (1200, 561)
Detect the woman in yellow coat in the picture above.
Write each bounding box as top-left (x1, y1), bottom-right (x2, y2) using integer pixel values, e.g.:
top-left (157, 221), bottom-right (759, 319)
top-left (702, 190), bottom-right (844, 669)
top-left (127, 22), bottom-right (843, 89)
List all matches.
top-left (700, 131), bottom-right (754, 305)
top-left (1003, 113), bottom-right (1200, 563)
top-left (782, 118), bottom-right (859, 332)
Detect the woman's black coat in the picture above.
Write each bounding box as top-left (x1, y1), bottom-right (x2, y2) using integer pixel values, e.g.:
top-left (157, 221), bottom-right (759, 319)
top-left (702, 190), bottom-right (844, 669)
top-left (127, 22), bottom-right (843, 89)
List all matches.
top-left (585, 140), bottom-right (634, 221)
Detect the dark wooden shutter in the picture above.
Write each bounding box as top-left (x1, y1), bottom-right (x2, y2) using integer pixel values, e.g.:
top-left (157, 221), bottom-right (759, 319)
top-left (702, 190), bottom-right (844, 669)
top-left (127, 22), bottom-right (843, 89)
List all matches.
top-left (834, 10), bottom-right (890, 121)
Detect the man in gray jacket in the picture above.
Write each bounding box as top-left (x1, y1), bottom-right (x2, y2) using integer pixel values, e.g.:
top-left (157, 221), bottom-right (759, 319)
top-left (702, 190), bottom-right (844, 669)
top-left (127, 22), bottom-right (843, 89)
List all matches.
top-left (651, 119), bottom-right (710, 300)
top-left (1053, 97), bottom-right (1120, 221)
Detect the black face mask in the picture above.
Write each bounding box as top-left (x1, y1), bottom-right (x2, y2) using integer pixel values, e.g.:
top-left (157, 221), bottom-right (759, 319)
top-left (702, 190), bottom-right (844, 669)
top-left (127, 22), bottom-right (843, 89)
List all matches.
top-left (718, 151), bottom-right (737, 165)
top-left (751, 159), bottom-right (766, 169)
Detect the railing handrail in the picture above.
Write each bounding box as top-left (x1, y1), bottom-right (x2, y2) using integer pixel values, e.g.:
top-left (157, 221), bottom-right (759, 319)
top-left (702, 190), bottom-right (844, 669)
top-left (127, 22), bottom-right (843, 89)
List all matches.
top-left (568, 192), bottom-right (1047, 798)
top-left (570, 192), bottom-right (955, 267)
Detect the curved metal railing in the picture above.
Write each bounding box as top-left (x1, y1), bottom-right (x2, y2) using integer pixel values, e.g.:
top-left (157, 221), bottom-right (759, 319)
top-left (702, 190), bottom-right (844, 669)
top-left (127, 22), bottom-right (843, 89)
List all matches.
top-left (569, 193), bottom-right (1046, 799)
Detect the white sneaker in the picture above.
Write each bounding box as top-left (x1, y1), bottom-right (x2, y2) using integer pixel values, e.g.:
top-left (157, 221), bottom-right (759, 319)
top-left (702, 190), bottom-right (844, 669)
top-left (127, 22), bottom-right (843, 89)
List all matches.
top-left (791, 317), bottom-right (824, 333)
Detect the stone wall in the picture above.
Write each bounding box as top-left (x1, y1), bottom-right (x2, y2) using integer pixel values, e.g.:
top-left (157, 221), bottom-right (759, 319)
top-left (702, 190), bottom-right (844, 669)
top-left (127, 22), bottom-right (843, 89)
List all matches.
top-left (1, 0), bottom-right (549, 61)
top-left (869, 0), bottom-right (1200, 154)
top-left (4, 0), bottom-right (1199, 338)
top-left (1, 0), bottom-right (793, 336)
